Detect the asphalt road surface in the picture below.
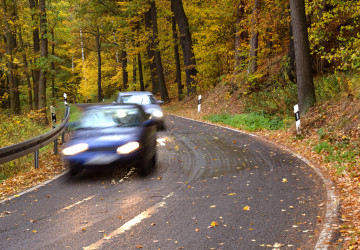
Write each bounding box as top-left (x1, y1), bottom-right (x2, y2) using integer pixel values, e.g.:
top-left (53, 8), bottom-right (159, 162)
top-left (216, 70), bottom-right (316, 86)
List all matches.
top-left (0, 114), bottom-right (330, 249)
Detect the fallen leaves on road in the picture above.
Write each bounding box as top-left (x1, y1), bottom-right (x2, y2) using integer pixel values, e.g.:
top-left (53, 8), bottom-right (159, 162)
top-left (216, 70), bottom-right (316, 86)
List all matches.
top-left (209, 221), bottom-right (219, 228)
top-left (243, 206), bottom-right (250, 211)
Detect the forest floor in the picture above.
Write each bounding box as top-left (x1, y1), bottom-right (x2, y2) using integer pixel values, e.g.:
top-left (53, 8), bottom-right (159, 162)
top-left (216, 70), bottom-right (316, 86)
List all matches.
top-left (1, 85), bottom-right (360, 248)
top-left (164, 84), bottom-right (360, 249)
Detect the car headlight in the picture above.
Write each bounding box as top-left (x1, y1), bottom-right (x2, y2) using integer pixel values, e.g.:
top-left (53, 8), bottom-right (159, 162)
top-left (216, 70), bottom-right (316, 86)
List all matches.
top-left (62, 143), bottom-right (89, 155)
top-left (152, 110), bottom-right (163, 118)
top-left (117, 142), bottom-right (140, 154)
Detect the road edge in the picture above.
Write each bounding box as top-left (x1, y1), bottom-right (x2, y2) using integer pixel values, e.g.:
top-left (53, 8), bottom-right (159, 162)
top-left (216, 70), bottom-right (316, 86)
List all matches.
top-left (0, 171), bottom-right (68, 204)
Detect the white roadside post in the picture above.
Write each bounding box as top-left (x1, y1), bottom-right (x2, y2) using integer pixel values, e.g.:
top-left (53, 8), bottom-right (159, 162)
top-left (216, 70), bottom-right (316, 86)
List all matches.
top-left (198, 95), bottom-right (201, 113)
top-left (64, 93), bottom-right (67, 105)
top-left (294, 104), bottom-right (301, 134)
top-left (50, 106), bottom-right (58, 154)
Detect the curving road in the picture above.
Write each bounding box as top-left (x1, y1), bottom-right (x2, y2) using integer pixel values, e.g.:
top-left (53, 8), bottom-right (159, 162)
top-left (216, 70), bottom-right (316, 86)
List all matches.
top-left (0, 114), bottom-right (333, 249)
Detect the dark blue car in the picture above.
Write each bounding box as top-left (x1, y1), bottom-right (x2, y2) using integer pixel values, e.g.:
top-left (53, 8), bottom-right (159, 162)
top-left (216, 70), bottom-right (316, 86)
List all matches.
top-left (62, 104), bottom-right (157, 175)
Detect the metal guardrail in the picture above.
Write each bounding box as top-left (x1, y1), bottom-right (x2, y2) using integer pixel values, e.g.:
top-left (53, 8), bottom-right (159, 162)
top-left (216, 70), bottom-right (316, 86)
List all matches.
top-left (0, 105), bottom-right (70, 167)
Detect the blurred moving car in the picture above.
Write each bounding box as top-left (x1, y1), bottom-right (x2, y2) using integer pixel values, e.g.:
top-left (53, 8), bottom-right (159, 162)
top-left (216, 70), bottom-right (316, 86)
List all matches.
top-left (114, 91), bottom-right (165, 130)
top-left (62, 104), bottom-right (157, 175)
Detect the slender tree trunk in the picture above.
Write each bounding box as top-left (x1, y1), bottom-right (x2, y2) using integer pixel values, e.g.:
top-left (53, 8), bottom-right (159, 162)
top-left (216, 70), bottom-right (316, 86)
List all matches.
top-left (18, 29), bottom-right (33, 111)
top-left (287, 18), bottom-right (296, 83)
top-left (170, 0), bottom-right (183, 100)
top-left (234, 1), bottom-right (247, 74)
top-left (145, 5), bottom-right (159, 94)
top-left (150, 0), bottom-right (169, 102)
top-left (248, 0), bottom-right (260, 75)
top-left (29, 0), bottom-right (40, 110)
top-left (290, 0), bottom-right (316, 114)
top-left (38, 0), bottom-right (48, 124)
top-left (121, 50), bottom-right (128, 90)
top-left (133, 56), bottom-right (137, 86)
top-left (51, 29), bottom-right (56, 98)
top-left (138, 53), bottom-right (145, 91)
top-left (2, 0), bottom-right (21, 114)
top-left (96, 26), bottom-right (102, 102)
top-left (171, 0), bottom-right (197, 96)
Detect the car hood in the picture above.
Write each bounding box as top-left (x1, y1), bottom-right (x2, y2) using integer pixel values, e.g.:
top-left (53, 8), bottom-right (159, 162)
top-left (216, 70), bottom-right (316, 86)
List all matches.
top-left (68, 127), bottom-right (141, 147)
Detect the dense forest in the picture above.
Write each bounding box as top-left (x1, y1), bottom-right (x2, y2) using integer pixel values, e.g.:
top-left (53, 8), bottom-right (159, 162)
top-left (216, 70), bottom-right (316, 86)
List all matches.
top-left (0, 0), bottom-right (359, 123)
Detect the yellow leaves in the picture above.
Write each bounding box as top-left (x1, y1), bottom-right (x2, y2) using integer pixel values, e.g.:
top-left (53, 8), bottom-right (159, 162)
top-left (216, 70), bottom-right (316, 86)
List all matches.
top-left (32, 230), bottom-right (37, 233)
top-left (228, 193), bottom-right (236, 196)
top-left (210, 221), bottom-right (219, 228)
top-left (243, 206), bottom-right (250, 211)
top-left (282, 178), bottom-right (288, 183)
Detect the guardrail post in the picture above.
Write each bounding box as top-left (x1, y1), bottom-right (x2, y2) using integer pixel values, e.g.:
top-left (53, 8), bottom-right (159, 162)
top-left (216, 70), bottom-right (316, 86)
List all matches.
top-left (34, 150), bottom-right (39, 169)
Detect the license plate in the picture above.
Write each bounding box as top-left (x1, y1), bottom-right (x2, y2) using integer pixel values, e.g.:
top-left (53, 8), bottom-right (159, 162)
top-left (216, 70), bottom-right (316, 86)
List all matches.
top-left (84, 154), bottom-right (118, 165)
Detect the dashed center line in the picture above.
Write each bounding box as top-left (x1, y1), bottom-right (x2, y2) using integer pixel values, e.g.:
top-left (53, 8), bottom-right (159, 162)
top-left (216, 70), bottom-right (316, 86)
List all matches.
top-left (84, 192), bottom-right (174, 250)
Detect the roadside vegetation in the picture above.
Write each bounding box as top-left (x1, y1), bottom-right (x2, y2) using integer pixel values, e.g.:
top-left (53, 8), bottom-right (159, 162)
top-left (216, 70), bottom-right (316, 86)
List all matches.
top-left (164, 71), bottom-right (360, 248)
top-left (0, 101), bottom-right (81, 189)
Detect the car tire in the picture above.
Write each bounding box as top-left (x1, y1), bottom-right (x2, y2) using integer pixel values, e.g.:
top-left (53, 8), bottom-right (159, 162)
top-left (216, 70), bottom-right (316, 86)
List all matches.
top-left (140, 153), bottom-right (156, 176)
top-left (69, 166), bottom-right (81, 175)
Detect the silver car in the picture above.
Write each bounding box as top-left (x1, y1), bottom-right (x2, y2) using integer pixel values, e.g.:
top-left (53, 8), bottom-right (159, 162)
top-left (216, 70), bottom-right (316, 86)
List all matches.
top-left (115, 91), bottom-right (165, 130)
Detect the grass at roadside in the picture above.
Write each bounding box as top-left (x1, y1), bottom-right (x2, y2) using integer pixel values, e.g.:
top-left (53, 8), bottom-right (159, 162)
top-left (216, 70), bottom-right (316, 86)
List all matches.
top-left (205, 112), bottom-right (286, 131)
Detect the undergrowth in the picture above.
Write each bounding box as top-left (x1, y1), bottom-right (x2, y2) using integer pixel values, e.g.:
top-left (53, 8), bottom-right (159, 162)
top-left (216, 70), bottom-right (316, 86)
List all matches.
top-left (0, 102), bottom-right (81, 182)
top-left (205, 112), bottom-right (285, 131)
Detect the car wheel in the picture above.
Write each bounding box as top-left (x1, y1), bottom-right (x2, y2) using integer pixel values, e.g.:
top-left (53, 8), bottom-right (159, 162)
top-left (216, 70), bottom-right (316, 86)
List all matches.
top-left (140, 153), bottom-right (156, 176)
top-left (69, 166), bottom-right (81, 175)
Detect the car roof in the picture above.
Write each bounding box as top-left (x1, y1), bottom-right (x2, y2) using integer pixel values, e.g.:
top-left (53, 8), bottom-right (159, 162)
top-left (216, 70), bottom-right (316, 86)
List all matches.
top-left (84, 103), bottom-right (143, 110)
top-left (118, 91), bottom-right (153, 96)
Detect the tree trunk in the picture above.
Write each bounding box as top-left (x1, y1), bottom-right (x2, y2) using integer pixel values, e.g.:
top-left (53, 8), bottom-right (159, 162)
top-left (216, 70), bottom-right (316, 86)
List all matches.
top-left (2, 0), bottom-right (21, 114)
top-left (145, 4), bottom-right (159, 94)
top-left (38, 0), bottom-right (48, 124)
top-left (133, 56), bottom-right (137, 86)
top-left (234, 1), bottom-right (247, 74)
top-left (248, 0), bottom-right (260, 75)
top-left (29, 0), bottom-right (40, 110)
top-left (51, 29), bottom-right (56, 98)
top-left (171, 0), bottom-right (197, 96)
top-left (287, 19), bottom-right (296, 83)
top-left (138, 53), bottom-right (145, 91)
top-left (121, 50), bottom-right (128, 90)
top-left (18, 29), bottom-right (33, 111)
top-left (150, 0), bottom-right (169, 102)
top-left (290, 0), bottom-right (316, 115)
top-left (96, 26), bottom-right (102, 102)
top-left (170, 0), bottom-right (183, 100)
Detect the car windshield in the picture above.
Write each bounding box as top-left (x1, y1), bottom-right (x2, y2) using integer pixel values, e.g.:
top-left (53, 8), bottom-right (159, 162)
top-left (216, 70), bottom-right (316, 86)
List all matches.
top-left (121, 95), bottom-right (153, 105)
top-left (79, 107), bottom-right (142, 128)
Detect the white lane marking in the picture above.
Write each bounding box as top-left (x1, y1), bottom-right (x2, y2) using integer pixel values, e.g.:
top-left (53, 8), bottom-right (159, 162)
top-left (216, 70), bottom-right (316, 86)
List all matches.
top-left (118, 167), bottom-right (135, 183)
top-left (84, 192), bottom-right (174, 250)
top-left (157, 138), bottom-right (166, 146)
top-left (56, 195), bottom-right (95, 214)
top-left (170, 114), bottom-right (339, 249)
